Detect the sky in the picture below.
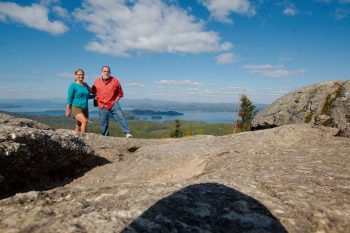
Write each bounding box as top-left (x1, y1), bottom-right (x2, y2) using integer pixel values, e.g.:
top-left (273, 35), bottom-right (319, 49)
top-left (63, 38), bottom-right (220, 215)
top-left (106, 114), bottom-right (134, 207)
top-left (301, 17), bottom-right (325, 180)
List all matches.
top-left (0, 0), bottom-right (349, 104)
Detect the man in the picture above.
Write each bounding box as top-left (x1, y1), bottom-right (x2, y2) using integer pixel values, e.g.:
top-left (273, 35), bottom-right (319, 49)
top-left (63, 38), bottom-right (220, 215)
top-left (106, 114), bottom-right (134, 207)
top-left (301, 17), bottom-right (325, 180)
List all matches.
top-left (92, 66), bottom-right (133, 138)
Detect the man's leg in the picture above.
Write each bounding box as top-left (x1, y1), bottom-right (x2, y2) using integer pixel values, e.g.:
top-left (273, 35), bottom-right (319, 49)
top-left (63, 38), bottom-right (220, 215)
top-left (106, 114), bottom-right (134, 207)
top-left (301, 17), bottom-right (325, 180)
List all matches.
top-left (110, 102), bottom-right (131, 134)
top-left (99, 107), bottom-right (110, 136)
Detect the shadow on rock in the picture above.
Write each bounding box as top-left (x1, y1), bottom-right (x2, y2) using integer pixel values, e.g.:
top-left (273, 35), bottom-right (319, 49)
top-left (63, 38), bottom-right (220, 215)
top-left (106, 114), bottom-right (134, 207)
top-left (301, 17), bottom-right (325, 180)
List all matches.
top-left (122, 183), bottom-right (287, 233)
top-left (0, 128), bottom-right (110, 199)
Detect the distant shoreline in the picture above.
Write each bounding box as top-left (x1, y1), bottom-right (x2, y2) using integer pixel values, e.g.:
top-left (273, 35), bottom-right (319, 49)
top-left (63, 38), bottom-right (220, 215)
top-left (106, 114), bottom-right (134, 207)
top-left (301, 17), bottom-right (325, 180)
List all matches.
top-left (0, 109), bottom-right (237, 124)
top-left (0, 98), bottom-right (267, 112)
top-left (0, 98), bottom-right (260, 124)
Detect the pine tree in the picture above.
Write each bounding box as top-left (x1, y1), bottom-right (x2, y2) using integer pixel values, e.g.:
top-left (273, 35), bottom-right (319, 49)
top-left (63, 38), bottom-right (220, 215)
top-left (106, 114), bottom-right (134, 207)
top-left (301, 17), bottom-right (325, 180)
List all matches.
top-left (186, 124), bottom-right (193, 136)
top-left (236, 94), bottom-right (257, 132)
top-left (170, 119), bottom-right (183, 138)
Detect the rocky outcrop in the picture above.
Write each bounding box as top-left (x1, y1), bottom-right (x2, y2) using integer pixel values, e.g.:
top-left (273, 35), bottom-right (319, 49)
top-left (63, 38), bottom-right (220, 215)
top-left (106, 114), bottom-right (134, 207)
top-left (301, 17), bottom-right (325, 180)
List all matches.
top-left (0, 115), bottom-right (109, 198)
top-left (252, 80), bottom-right (350, 137)
top-left (0, 112), bottom-right (52, 130)
top-left (1, 113), bottom-right (350, 232)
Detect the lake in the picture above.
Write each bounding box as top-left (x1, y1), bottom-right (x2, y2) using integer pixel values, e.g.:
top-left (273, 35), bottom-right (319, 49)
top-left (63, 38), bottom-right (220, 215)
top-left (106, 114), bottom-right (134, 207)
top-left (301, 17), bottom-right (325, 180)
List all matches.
top-left (0, 103), bottom-right (236, 124)
top-left (130, 111), bottom-right (236, 124)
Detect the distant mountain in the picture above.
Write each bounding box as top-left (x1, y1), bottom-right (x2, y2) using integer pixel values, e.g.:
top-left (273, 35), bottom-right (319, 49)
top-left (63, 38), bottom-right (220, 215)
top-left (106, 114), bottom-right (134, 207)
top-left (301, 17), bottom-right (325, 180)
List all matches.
top-left (0, 98), bottom-right (267, 113)
top-left (123, 99), bottom-right (266, 112)
top-left (0, 104), bottom-right (21, 108)
top-left (0, 98), bottom-right (66, 105)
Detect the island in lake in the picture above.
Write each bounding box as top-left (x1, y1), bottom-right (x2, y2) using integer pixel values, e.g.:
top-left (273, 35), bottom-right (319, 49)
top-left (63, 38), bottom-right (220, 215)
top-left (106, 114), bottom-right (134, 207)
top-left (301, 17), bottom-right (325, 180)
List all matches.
top-left (130, 110), bottom-right (183, 116)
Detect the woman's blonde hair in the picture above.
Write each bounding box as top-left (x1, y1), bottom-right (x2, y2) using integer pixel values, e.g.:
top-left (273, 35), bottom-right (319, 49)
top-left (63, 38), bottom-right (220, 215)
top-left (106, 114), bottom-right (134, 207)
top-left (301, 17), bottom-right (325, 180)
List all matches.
top-left (74, 68), bottom-right (85, 81)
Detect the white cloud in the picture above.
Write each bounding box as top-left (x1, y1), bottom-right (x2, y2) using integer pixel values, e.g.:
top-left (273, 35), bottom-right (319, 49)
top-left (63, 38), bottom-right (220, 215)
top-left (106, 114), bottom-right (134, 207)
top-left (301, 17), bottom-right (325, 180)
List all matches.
top-left (74, 0), bottom-right (231, 56)
top-left (39, 0), bottom-right (60, 6)
top-left (216, 52), bottom-right (239, 64)
top-left (270, 90), bottom-right (289, 96)
top-left (155, 80), bottom-right (203, 86)
top-left (0, 87), bottom-right (18, 93)
top-left (334, 9), bottom-right (350, 19)
top-left (218, 86), bottom-right (245, 93)
top-left (187, 87), bottom-right (200, 91)
top-left (279, 53), bottom-right (293, 62)
top-left (315, 0), bottom-right (332, 4)
top-left (199, 0), bottom-right (256, 24)
top-left (0, 87), bottom-right (55, 97)
top-left (56, 72), bottom-right (73, 78)
top-left (149, 90), bottom-right (212, 98)
top-left (148, 84), bottom-right (247, 102)
top-left (244, 64), bottom-right (282, 70)
top-left (30, 70), bottom-right (41, 75)
top-left (52, 5), bottom-right (70, 19)
top-left (316, 0), bottom-right (350, 4)
top-left (220, 41), bottom-right (234, 51)
top-left (243, 64), bottom-right (306, 78)
top-left (283, 5), bottom-right (298, 16)
top-left (126, 82), bottom-right (145, 87)
top-left (0, 2), bottom-right (68, 35)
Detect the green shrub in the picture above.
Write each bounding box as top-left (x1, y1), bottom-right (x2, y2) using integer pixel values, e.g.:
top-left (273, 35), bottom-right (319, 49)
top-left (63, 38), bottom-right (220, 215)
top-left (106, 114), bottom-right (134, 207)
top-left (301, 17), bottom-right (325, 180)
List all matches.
top-left (322, 117), bottom-right (334, 127)
top-left (304, 112), bottom-right (313, 123)
top-left (170, 119), bottom-right (183, 138)
top-left (321, 84), bottom-right (344, 115)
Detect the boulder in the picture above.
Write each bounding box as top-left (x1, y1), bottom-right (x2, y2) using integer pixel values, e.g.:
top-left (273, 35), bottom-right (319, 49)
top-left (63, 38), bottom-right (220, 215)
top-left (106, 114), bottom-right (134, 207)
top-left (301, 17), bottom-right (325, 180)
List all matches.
top-left (0, 123), bottom-right (108, 198)
top-left (252, 80), bottom-right (350, 137)
top-left (0, 112), bottom-right (53, 130)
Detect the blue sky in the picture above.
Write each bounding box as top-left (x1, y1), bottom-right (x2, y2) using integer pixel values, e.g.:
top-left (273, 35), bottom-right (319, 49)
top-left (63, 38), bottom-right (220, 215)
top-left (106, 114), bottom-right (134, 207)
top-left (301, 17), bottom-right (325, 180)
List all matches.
top-left (0, 0), bottom-right (349, 104)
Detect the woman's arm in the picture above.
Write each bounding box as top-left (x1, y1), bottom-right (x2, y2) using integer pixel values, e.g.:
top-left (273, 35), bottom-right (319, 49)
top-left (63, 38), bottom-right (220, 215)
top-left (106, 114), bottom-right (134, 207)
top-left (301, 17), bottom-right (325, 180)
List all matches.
top-left (65, 104), bottom-right (71, 117)
top-left (66, 84), bottom-right (74, 117)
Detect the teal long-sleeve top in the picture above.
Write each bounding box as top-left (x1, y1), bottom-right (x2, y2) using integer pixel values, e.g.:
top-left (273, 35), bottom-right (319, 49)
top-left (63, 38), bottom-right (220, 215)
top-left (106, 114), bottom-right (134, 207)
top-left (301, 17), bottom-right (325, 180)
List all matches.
top-left (67, 82), bottom-right (95, 109)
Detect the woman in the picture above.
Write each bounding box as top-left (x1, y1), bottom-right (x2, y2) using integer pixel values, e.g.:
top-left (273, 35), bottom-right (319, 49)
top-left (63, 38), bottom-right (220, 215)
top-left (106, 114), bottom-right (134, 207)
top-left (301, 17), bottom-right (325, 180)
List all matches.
top-left (66, 69), bottom-right (94, 133)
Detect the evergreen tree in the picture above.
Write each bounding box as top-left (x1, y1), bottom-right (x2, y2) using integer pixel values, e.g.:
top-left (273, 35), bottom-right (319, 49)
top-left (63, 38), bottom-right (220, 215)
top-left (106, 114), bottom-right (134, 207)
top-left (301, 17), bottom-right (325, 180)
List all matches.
top-left (170, 119), bottom-right (183, 138)
top-left (186, 124), bottom-right (193, 136)
top-left (236, 95), bottom-right (257, 131)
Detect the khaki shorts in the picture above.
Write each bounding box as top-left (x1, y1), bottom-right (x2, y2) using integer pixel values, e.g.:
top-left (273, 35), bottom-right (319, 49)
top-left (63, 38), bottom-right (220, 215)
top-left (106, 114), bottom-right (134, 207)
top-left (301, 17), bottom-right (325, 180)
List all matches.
top-left (72, 106), bottom-right (89, 118)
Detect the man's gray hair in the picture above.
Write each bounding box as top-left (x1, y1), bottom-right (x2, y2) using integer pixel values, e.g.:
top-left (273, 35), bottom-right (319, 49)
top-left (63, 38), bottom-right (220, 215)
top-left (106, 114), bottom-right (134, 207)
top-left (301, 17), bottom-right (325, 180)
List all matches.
top-left (101, 65), bottom-right (111, 72)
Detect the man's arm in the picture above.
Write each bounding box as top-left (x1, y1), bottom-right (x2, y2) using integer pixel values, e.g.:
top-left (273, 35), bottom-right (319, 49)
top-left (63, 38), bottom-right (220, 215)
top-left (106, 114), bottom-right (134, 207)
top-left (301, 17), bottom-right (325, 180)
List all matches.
top-left (115, 79), bottom-right (124, 101)
top-left (91, 84), bottom-right (96, 94)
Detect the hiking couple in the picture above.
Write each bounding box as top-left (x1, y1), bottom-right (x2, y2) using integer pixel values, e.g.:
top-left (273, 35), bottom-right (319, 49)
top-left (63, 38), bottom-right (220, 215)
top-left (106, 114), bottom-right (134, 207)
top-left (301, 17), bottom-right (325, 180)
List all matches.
top-left (65, 66), bottom-right (132, 138)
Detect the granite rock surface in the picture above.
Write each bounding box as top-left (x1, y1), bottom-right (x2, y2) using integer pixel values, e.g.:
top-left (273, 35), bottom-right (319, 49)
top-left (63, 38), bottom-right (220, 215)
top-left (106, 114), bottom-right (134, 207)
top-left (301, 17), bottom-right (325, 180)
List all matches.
top-left (0, 113), bottom-right (349, 232)
top-left (0, 112), bottom-right (52, 130)
top-left (252, 80), bottom-right (350, 137)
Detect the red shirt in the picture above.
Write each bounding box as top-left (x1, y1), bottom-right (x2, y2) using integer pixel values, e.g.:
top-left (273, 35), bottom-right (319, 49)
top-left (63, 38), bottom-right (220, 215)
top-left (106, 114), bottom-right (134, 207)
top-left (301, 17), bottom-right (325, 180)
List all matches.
top-left (92, 77), bottom-right (124, 110)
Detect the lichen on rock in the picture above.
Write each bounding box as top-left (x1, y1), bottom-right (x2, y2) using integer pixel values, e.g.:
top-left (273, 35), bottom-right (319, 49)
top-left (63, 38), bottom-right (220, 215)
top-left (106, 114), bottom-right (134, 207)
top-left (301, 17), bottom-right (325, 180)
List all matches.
top-left (252, 80), bottom-right (350, 137)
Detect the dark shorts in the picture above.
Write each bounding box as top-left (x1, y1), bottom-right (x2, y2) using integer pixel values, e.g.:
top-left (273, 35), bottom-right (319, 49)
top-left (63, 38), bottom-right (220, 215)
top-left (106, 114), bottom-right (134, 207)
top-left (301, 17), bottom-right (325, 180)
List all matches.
top-left (72, 106), bottom-right (89, 118)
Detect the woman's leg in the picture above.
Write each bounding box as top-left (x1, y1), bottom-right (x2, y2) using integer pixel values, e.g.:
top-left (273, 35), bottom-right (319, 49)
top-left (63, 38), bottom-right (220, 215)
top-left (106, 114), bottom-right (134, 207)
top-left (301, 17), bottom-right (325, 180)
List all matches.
top-left (74, 113), bottom-right (88, 133)
top-left (75, 120), bottom-right (81, 132)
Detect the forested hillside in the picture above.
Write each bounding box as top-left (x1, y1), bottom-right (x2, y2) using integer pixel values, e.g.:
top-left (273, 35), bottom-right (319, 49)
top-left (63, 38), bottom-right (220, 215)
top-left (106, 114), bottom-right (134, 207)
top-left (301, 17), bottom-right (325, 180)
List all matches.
top-left (8, 113), bottom-right (234, 138)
